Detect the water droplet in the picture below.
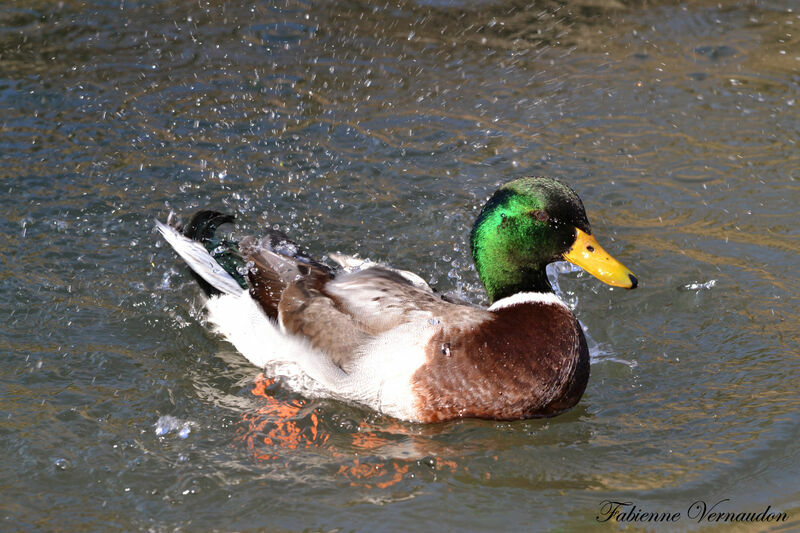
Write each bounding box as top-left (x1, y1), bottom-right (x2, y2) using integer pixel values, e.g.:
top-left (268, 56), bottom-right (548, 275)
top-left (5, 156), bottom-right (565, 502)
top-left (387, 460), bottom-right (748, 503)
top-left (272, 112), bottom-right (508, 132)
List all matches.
top-left (155, 415), bottom-right (192, 438)
top-left (683, 279), bottom-right (717, 291)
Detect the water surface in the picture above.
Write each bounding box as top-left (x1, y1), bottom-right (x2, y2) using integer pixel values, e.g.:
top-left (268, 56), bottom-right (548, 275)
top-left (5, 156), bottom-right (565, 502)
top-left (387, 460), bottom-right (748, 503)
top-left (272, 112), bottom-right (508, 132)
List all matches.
top-left (2, 0), bottom-right (799, 530)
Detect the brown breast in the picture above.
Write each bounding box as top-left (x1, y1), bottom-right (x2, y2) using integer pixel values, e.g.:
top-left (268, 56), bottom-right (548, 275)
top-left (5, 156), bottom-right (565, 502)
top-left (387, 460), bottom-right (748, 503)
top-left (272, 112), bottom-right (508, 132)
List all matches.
top-left (411, 302), bottom-right (589, 422)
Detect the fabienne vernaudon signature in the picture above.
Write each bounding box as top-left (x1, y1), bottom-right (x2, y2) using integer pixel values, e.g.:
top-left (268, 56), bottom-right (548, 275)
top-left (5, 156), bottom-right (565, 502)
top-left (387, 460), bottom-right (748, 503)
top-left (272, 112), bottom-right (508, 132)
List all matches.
top-left (597, 499), bottom-right (789, 524)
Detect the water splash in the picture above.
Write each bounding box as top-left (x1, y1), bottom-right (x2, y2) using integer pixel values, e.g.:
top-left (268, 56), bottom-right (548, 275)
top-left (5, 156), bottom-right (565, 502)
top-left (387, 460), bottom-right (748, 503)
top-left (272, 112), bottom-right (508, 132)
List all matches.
top-left (548, 262), bottom-right (636, 368)
top-left (547, 261), bottom-right (582, 307)
top-left (582, 321), bottom-right (637, 368)
top-left (683, 279), bottom-right (717, 291)
top-left (154, 415), bottom-right (193, 439)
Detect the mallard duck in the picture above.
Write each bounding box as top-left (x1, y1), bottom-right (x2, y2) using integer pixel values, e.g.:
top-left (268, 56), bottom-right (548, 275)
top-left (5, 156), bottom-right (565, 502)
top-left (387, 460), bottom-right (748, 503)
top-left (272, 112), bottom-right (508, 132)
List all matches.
top-left (156, 177), bottom-right (636, 422)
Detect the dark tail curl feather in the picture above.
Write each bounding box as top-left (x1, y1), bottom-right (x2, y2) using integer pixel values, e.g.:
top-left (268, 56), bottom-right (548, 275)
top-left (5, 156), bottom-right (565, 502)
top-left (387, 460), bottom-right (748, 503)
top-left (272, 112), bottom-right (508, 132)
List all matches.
top-left (180, 210), bottom-right (248, 295)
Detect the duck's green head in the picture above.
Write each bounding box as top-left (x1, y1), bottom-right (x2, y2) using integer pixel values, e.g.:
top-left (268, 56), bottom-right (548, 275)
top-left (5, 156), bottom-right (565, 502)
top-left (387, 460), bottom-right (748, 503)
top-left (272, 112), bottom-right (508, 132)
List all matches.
top-left (470, 177), bottom-right (637, 303)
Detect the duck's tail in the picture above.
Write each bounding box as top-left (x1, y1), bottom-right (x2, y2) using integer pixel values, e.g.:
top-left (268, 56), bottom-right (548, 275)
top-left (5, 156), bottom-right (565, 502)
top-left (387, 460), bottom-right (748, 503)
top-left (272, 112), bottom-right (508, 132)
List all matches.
top-left (155, 210), bottom-right (247, 297)
top-left (157, 211), bottom-right (334, 319)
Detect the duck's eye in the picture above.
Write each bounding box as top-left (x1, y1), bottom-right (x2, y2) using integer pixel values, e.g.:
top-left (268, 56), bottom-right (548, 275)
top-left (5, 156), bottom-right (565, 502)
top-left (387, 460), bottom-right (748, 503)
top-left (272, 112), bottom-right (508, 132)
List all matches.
top-left (500, 213), bottom-right (506, 219)
top-left (532, 210), bottom-right (549, 222)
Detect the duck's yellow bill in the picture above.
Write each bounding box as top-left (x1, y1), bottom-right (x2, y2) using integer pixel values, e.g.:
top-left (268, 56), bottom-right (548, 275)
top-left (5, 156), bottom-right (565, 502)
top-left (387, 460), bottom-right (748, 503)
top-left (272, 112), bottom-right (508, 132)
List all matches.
top-left (563, 228), bottom-right (638, 289)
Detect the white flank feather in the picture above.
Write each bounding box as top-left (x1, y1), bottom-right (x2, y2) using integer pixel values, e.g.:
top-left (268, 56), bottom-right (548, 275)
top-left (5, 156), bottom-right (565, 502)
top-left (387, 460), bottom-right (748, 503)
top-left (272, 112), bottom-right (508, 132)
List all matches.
top-left (205, 292), bottom-right (435, 421)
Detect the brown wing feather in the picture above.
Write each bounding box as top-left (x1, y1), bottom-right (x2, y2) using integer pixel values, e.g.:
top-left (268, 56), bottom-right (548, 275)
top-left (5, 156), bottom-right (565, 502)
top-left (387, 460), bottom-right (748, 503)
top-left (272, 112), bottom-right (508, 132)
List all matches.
top-left (243, 263), bottom-right (286, 321)
top-left (277, 269), bottom-right (373, 371)
top-left (240, 235), bottom-right (323, 320)
top-left (323, 267), bottom-right (488, 335)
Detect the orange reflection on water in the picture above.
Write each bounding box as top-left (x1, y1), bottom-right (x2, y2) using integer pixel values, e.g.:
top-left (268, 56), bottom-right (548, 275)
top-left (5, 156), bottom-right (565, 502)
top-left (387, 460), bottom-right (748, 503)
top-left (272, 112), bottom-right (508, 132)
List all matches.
top-left (236, 374), bottom-right (458, 488)
top-left (337, 459), bottom-right (410, 489)
top-left (236, 374), bottom-right (328, 462)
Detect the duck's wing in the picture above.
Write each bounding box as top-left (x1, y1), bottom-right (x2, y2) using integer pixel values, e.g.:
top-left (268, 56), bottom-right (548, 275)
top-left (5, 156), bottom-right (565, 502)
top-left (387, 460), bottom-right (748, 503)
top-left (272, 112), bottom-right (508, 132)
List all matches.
top-left (274, 268), bottom-right (375, 372)
top-left (238, 232), bottom-right (332, 321)
top-left (328, 253), bottom-right (434, 293)
top-left (321, 266), bottom-right (489, 334)
top-left (275, 265), bottom-right (490, 372)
